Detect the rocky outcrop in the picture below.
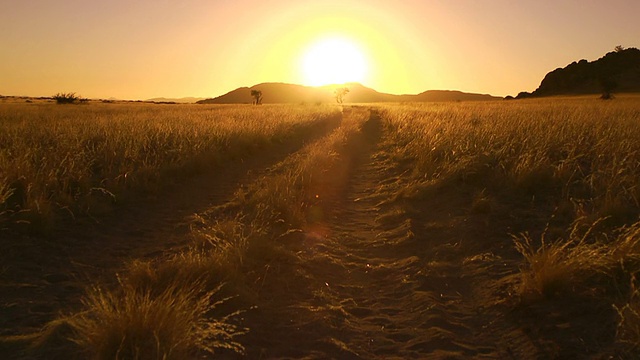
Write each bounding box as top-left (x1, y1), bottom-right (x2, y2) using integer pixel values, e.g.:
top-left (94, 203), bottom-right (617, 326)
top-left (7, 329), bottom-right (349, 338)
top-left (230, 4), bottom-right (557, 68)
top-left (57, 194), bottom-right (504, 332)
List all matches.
top-left (516, 47), bottom-right (640, 98)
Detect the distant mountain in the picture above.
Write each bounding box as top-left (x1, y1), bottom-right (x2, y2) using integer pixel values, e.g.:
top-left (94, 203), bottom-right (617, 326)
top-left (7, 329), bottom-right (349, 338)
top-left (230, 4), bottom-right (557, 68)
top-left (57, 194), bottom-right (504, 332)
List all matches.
top-left (516, 47), bottom-right (640, 98)
top-left (146, 97), bottom-right (205, 103)
top-left (196, 82), bottom-right (499, 104)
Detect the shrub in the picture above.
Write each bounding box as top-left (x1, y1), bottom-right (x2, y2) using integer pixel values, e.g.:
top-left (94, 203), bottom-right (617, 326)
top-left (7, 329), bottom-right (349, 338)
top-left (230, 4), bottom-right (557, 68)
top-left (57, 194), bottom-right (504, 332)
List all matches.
top-left (52, 92), bottom-right (80, 104)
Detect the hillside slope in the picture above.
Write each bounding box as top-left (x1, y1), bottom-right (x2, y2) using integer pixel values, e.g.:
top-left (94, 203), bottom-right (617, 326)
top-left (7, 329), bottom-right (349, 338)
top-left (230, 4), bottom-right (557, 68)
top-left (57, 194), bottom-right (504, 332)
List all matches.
top-left (197, 82), bottom-right (499, 104)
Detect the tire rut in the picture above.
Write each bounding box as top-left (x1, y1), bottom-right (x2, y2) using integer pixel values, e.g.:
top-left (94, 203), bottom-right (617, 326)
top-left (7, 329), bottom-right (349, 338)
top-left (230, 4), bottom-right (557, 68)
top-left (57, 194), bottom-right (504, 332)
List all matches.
top-left (298, 112), bottom-right (490, 359)
top-left (242, 109), bottom-right (532, 359)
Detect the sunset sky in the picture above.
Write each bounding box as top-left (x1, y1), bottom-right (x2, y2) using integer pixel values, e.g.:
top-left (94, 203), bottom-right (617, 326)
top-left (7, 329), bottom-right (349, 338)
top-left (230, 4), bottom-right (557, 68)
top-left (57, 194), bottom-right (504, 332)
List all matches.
top-left (2, 0), bottom-right (639, 100)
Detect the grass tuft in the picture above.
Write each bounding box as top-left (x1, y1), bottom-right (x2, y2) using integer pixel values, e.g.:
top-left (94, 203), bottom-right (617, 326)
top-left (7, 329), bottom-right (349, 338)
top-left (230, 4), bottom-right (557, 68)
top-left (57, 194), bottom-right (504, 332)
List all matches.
top-left (512, 218), bottom-right (610, 299)
top-left (66, 281), bottom-right (245, 359)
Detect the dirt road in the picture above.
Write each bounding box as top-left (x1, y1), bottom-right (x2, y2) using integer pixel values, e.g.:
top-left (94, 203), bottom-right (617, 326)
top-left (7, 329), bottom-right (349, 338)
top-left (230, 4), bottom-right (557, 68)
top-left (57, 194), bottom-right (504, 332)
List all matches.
top-left (236, 110), bottom-right (506, 358)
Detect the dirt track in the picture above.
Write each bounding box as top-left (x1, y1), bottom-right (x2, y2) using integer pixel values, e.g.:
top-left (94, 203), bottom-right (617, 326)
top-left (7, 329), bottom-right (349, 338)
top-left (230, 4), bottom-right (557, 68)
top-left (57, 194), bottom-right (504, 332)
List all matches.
top-left (1, 107), bottom-right (619, 358)
top-left (237, 110), bottom-right (523, 358)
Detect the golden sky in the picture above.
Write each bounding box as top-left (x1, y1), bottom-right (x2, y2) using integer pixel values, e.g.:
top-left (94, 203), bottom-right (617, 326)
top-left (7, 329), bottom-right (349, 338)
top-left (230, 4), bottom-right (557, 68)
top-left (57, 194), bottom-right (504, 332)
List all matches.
top-left (1, 0), bottom-right (639, 99)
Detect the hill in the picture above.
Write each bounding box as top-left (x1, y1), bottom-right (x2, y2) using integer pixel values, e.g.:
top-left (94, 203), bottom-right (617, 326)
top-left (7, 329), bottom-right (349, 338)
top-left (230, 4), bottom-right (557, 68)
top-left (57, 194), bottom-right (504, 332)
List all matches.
top-left (146, 97), bottom-right (206, 104)
top-left (517, 47), bottom-right (640, 98)
top-left (196, 82), bottom-right (499, 104)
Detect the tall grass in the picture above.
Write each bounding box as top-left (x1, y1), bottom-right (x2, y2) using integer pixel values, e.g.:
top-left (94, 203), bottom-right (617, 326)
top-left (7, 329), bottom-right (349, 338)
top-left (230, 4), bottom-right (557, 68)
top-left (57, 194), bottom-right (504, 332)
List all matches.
top-left (14, 97), bottom-right (640, 354)
top-left (379, 96), bottom-right (640, 225)
top-left (0, 102), bottom-right (340, 232)
top-left (379, 97), bottom-right (640, 353)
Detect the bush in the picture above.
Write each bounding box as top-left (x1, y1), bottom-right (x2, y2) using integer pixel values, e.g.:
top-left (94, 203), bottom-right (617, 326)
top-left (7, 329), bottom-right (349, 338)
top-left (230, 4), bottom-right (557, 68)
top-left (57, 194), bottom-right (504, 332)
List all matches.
top-left (52, 92), bottom-right (80, 104)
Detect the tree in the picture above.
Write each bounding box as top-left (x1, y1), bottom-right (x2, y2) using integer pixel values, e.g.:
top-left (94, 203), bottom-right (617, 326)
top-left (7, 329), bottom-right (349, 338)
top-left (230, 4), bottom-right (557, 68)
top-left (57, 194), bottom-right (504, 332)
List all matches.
top-left (250, 90), bottom-right (262, 105)
top-left (334, 87), bottom-right (349, 104)
top-left (599, 77), bottom-right (617, 100)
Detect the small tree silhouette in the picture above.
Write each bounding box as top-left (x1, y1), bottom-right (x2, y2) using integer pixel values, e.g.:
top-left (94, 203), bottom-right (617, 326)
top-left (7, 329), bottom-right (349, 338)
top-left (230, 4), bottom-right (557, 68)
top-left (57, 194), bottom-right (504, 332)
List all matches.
top-left (599, 78), bottom-right (617, 100)
top-left (53, 92), bottom-right (80, 104)
top-left (250, 90), bottom-right (262, 105)
top-left (334, 87), bottom-right (349, 104)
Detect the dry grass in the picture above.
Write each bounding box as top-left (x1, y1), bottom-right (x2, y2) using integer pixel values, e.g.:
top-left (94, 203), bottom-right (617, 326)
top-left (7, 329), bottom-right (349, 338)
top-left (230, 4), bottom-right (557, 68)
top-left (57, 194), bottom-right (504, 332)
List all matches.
top-left (52, 218), bottom-right (256, 358)
top-left (11, 97), bottom-right (640, 355)
top-left (66, 281), bottom-right (245, 359)
top-left (611, 223), bottom-right (640, 353)
top-left (35, 107), bottom-right (371, 358)
top-left (227, 106), bottom-right (370, 228)
top-left (615, 276), bottom-right (640, 354)
top-left (0, 102), bottom-right (340, 232)
top-left (610, 222), bottom-right (640, 270)
top-left (378, 97), bottom-right (640, 225)
top-left (512, 218), bottom-right (610, 299)
top-left (377, 96), bottom-right (640, 352)
top-left (511, 220), bottom-right (640, 360)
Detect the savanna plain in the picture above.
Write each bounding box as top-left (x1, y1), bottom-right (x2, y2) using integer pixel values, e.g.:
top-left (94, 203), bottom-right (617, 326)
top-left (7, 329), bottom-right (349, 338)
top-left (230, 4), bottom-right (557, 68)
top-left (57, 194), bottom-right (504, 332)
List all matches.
top-left (1, 96), bottom-right (640, 359)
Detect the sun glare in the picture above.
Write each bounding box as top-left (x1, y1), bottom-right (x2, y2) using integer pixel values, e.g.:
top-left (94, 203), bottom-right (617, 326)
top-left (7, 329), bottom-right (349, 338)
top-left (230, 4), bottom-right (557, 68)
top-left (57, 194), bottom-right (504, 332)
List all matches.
top-left (300, 37), bottom-right (368, 86)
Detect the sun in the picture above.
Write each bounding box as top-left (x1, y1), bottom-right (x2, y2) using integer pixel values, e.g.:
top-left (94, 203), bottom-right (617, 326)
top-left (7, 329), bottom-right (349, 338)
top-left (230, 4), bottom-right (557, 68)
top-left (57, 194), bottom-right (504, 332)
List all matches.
top-left (300, 36), bottom-right (368, 86)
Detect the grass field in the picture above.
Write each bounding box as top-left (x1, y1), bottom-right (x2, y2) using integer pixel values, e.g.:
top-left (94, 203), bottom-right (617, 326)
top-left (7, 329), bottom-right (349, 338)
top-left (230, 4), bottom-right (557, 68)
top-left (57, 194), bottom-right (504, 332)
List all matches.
top-left (0, 102), bottom-right (340, 233)
top-left (1, 97), bottom-right (640, 358)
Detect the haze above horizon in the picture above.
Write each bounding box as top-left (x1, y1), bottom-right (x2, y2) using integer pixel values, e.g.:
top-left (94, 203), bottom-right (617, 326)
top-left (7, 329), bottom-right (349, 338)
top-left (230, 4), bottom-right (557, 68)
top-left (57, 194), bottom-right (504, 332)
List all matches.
top-left (2, 0), bottom-right (639, 100)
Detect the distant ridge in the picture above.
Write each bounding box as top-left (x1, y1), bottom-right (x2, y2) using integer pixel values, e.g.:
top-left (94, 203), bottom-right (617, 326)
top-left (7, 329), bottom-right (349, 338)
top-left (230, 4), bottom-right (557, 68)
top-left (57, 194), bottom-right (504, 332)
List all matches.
top-left (196, 82), bottom-right (499, 104)
top-left (516, 47), bottom-right (640, 98)
top-left (146, 97), bottom-right (205, 104)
